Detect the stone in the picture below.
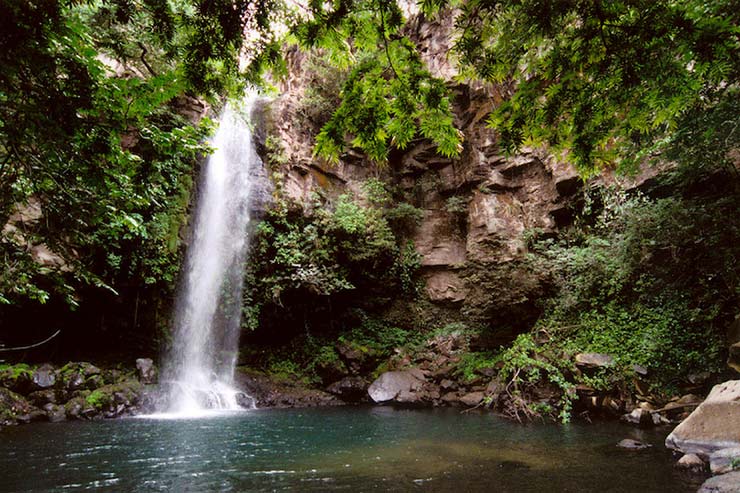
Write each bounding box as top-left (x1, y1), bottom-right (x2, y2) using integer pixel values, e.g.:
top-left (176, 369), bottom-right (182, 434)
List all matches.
top-left (698, 471), bottom-right (740, 493)
top-left (368, 370), bottom-right (426, 403)
top-left (617, 439), bottom-right (652, 450)
top-left (43, 403), bottom-right (66, 423)
top-left (574, 353), bottom-right (615, 369)
top-left (709, 448), bottom-right (740, 475)
top-left (64, 397), bottom-right (95, 420)
top-left (676, 453), bottom-right (706, 474)
top-left (0, 388), bottom-right (38, 425)
top-left (621, 408), bottom-right (660, 427)
top-left (666, 380), bottom-right (740, 456)
top-left (27, 389), bottom-right (57, 407)
top-left (59, 362), bottom-right (102, 391)
top-left (326, 377), bottom-right (369, 402)
top-left (135, 358), bottom-right (158, 384)
top-left (32, 364), bottom-right (56, 389)
top-left (459, 391), bottom-right (484, 407)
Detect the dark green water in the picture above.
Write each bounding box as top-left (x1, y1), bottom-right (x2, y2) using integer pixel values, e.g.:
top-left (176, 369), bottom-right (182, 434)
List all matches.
top-left (0, 406), bottom-right (699, 492)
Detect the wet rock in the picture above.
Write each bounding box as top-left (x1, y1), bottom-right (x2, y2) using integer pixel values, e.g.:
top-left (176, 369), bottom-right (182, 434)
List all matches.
top-left (32, 364), bottom-right (56, 389)
top-left (0, 387), bottom-right (38, 425)
top-left (709, 448), bottom-right (740, 475)
top-left (43, 403), bottom-right (66, 422)
top-left (368, 369), bottom-right (426, 403)
top-left (617, 439), bottom-right (652, 450)
top-left (676, 453), bottom-right (706, 474)
top-left (574, 353), bottom-right (615, 369)
top-left (666, 380), bottom-right (740, 456)
top-left (326, 376), bottom-right (369, 403)
top-left (698, 471), bottom-right (740, 493)
top-left (135, 358), bottom-right (158, 385)
top-left (460, 391), bottom-right (484, 407)
top-left (235, 392), bottom-right (256, 409)
top-left (85, 380), bottom-right (143, 417)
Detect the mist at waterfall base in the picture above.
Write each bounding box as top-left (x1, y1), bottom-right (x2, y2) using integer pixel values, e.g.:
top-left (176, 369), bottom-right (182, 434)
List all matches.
top-left (157, 97), bottom-right (261, 416)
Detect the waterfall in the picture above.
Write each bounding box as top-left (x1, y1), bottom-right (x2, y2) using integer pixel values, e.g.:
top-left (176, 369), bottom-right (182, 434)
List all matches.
top-left (160, 94), bottom-right (262, 416)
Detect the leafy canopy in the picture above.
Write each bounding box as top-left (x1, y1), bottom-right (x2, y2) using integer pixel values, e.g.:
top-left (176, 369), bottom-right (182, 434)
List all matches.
top-left (421, 0), bottom-right (740, 173)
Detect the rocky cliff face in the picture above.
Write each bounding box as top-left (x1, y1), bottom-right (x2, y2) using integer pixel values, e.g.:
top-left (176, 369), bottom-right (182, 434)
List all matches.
top-left (256, 12), bottom-right (659, 335)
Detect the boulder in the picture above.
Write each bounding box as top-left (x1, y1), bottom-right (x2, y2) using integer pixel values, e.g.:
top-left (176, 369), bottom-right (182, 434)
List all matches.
top-left (666, 380), bottom-right (740, 456)
top-left (135, 358), bottom-right (158, 384)
top-left (32, 364), bottom-right (56, 389)
top-left (675, 453), bottom-right (706, 474)
top-left (368, 369), bottom-right (426, 403)
top-left (709, 448), bottom-right (740, 475)
top-left (58, 362), bottom-right (102, 392)
top-left (326, 376), bottom-right (369, 403)
top-left (617, 439), bottom-right (652, 450)
top-left (698, 471), bottom-right (740, 493)
top-left (574, 353), bottom-right (615, 369)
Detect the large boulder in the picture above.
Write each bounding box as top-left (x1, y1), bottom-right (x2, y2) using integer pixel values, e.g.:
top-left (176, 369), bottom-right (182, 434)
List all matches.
top-left (666, 380), bottom-right (740, 456)
top-left (368, 369), bottom-right (427, 403)
top-left (698, 471), bottom-right (740, 493)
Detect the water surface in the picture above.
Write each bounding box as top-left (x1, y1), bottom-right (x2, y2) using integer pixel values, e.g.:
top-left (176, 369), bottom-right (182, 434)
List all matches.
top-left (0, 407), bottom-right (699, 492)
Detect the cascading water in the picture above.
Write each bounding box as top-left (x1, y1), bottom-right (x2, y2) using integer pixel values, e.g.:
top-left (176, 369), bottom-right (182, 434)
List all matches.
top-left (160, 94), bottom-right (262, 416)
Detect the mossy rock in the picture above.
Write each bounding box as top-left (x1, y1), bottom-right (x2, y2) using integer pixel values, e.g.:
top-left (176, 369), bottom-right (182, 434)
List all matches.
top-left (84, 380), bottom-right (142, 416)
top-left (64, 396), bottom-right (96, 420)
top-left (0, 364), bottom-right (35, 394)
top-left (0, 387), bottom-right (38, 425)
top-left (57, 362), bottom-right (101, 391)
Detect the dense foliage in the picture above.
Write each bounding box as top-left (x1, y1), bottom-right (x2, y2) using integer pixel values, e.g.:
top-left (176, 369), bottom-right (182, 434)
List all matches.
top-left (422, 0), bottom-right (740, 174)
top-left (244, 179), bottom-right (422, 333)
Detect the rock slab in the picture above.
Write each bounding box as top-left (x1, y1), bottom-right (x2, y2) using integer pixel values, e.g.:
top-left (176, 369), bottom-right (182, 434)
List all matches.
top-left (666, 380), bottom-right (740, 456)
top-left (710, 448), bottom-right (740, 475)
top-left (698, 471), bottom-right (740, 493)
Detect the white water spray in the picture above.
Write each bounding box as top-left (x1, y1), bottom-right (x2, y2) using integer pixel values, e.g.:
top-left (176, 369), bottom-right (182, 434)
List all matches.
top-left (160, 94), bottom-right (262, 416)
